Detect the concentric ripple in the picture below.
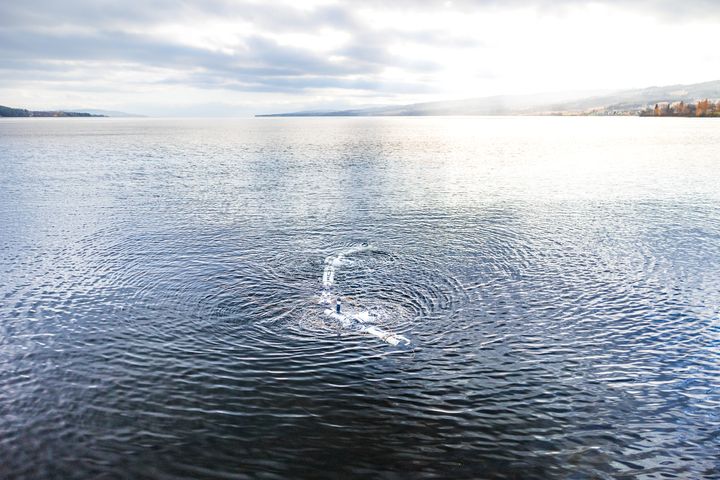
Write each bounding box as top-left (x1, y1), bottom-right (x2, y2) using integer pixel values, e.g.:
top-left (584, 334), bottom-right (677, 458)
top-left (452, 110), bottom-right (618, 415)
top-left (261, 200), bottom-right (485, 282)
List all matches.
top-left (1, 117), bottom-right (720, 480)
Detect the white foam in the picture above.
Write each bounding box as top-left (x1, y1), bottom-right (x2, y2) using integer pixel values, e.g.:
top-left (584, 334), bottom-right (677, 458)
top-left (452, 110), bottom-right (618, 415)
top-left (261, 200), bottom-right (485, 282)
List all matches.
top-left (323, 306), bottom-right (410, 347)
top-left (355, 311), bottom-right (373, 323)
top-left (322, 264), bottom-right (335, 287)
top-left (318, 291), bottom-right (333, 305)
top-left (364, 326), bottom-right (411, 347)
top-left (317, 244), bottom-right (411, 347)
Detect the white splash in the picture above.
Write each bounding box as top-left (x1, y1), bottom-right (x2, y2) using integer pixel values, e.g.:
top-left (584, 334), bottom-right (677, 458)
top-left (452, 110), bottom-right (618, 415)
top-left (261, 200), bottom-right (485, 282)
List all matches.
top-left (318, 244), bottom-right (410, 347)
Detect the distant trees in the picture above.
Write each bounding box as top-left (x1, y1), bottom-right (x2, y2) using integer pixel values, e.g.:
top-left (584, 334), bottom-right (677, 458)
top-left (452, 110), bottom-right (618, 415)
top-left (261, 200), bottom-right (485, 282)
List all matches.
top-left (0, 105), bottom-right (99, 117)
top-left (0, 105), bottom-right (32, 117)
top-left (696, 99), bottom-right (710, 116)
top-left (641, 99), bottom-right (719, 117)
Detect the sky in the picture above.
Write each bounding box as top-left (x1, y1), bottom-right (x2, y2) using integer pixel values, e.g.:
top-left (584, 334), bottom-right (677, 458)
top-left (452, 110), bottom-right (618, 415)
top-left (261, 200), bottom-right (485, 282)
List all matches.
top-left (1, 0), bottom-right (720, 116)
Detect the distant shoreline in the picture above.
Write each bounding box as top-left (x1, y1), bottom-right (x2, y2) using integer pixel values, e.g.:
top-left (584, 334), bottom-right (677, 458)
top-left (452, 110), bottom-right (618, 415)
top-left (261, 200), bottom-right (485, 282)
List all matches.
top-left (256, 112), bottom-right (720, 118)
top-left (256, 80), bottom-right (720, 117)
top-left (0, 105), bottom-right (104, 117)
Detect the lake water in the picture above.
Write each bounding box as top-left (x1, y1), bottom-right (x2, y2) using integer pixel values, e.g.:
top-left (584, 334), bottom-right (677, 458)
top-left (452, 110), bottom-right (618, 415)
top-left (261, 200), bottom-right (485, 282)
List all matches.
top-left (1, 117), bottom-right (719, 479)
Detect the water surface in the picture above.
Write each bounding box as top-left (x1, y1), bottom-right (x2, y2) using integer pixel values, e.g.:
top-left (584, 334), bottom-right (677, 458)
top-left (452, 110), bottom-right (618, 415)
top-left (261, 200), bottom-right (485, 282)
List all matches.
top-left (1, 117), bottom-right (719, 479)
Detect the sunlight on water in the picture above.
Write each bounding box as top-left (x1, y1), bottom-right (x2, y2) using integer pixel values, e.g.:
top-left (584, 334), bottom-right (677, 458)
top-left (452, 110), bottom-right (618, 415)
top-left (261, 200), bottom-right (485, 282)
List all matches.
top-left (1, 117), bottom-right (719, 479)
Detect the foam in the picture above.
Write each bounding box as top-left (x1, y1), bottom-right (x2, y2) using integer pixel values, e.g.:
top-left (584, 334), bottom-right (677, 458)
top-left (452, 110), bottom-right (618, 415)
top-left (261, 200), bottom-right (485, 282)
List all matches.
top-left (323, 309), bottom-right (411, 347)
top-left (317, 244), bottom-right (411, 347)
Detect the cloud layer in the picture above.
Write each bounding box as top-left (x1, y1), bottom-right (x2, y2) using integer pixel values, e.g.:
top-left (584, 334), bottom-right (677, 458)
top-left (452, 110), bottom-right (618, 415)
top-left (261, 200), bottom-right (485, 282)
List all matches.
top-left (1, 0), bottom-right (719, 115)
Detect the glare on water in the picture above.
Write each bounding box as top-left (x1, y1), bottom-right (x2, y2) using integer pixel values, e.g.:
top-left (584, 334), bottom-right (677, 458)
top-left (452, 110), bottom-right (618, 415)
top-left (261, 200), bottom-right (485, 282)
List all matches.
top-left (1, 117), bottom-right (719, 479)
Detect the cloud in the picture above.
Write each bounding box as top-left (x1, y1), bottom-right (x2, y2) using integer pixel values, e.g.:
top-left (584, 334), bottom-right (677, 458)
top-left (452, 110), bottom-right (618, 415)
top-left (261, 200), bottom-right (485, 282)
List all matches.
top-left (0, 1), bottom-right (455, 95)
top-left (1, 0), bottom-right (719, 114)
top-left (358, 0), bottom-right (720, 18)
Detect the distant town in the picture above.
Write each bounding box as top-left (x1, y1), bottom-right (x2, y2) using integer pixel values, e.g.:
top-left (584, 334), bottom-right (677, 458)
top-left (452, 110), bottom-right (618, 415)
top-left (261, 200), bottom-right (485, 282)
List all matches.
top-left (542, 100), bottom-right (720, 116)
top-left (637, 99), bottom-right (720, 117)
top-left (484, 99), bottom-right (720, 117)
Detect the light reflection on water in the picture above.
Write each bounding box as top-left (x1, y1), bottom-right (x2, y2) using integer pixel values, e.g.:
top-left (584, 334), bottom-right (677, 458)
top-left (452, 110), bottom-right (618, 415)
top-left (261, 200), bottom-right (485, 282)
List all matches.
top-left (1, 117), bottom-right (719, 479)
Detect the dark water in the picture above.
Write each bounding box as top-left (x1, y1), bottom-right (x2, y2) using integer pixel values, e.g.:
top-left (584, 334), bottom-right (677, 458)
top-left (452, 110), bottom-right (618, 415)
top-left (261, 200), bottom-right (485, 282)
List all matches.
top-left (1, 117), bottom-right (719, 479)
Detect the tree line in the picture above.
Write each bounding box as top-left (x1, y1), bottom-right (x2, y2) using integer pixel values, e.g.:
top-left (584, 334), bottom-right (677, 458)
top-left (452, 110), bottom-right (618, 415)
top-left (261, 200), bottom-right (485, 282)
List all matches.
top-left (640, 99), bottom-right (720, 117)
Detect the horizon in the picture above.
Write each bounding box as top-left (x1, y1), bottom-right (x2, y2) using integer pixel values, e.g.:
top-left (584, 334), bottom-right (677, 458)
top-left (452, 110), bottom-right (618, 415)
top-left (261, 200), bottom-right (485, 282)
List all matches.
top-left (2, 1), bottom-right (720, 116)
top-left (3, 79), bottom-right (720, 118)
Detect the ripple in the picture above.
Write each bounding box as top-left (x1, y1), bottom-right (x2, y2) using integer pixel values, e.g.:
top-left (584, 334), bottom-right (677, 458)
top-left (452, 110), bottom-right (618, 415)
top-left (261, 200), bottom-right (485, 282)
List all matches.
top-left (2, 118), bottom-right (720, 480)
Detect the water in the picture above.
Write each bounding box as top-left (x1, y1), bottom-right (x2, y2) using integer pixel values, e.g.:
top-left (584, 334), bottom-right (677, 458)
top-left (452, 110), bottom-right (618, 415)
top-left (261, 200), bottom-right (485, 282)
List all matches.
top-left (1, 117), bottom-right (719, 479)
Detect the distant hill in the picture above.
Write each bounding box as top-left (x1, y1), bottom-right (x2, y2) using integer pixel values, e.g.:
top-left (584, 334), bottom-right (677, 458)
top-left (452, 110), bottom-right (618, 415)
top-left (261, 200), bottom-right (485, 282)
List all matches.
top-left (66, 108), bottom-right (145, 118)
top-left (257, 80), bottom-right (720, 117)
top-left (0, 105), bottom-right (104, 117)
top-left (542, 80), bottom-right (720, 114)
top-left (257, 91), bottom-right (604, 117)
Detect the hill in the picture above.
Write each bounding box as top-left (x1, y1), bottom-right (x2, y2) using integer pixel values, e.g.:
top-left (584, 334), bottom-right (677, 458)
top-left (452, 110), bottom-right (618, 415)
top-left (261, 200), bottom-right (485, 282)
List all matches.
top-left (0, 105), bottom-right (104, 117)
top-left (256, 80), bottom-right (720, 117)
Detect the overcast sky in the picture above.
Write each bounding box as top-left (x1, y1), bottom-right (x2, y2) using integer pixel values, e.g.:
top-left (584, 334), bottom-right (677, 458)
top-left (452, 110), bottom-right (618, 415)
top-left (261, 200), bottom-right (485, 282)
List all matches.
top-left (2, 0), bottom-right (719, 116)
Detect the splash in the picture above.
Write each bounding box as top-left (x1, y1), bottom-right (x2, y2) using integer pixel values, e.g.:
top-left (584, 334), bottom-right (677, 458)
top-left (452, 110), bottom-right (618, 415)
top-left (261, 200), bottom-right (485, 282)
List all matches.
top-left (318, 244), bottom-right (411, 347)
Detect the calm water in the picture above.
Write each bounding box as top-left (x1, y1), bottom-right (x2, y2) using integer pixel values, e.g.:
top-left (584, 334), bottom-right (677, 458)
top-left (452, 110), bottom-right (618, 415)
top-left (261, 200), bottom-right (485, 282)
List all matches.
top-left (1, 117), bottom-right (719, 479)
